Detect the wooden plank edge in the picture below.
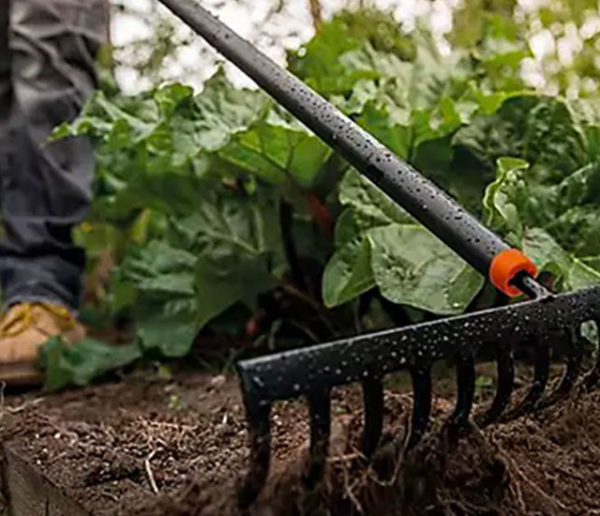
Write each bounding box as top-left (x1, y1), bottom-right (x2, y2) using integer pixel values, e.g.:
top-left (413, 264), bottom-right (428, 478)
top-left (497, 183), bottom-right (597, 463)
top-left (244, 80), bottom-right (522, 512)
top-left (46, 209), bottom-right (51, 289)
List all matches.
top-left (2, 442), bottom-right (92, 516)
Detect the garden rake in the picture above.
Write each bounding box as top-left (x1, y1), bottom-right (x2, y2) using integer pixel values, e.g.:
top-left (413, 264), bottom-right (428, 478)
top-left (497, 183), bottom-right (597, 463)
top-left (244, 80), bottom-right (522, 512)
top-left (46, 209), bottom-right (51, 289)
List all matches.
top-left (158, 0), bottom-right (600, 508)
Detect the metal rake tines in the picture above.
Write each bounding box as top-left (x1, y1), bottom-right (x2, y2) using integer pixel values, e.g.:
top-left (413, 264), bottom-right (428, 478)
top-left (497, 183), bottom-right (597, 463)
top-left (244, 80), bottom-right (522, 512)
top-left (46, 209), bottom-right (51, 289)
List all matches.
top-left (235, 287), bottom-right (600, 507)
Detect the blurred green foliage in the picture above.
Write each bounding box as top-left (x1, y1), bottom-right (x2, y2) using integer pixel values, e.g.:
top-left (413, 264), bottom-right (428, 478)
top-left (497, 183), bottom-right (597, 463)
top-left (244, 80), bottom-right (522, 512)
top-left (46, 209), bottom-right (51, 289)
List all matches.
top-left (43, 2), bottom-right (600, 388)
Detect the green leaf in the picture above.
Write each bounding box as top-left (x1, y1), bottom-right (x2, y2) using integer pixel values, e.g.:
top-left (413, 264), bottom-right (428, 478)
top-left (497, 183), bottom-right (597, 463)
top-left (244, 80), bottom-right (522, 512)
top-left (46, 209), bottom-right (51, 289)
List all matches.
top-left (117, 240), bottom-right (200, 356)
top-left (480, 153), bottom-right (600, 264)
top-left (322, 235), bottom-right (375, 307)
top-left (57, 69), bottom-right (270, 221)
top-left (582, 257), bottom-right (600, 273)
top-left (182, 69), bottom-right (270, 152)
top-left (545, 206), bottom-right (600, 257)
top-left (194, 252), bottom-right (277, 330)
top-left (334, 208), bottom-right (363, 247)
top-left (413, 137), bottom-right (490, 215)
top-left (172, 190), bottom-right (282, 267)
top-left (482, 157), bottom-right (530, 243)
top-left (218, 110), bottom-right (331, 187)
top-left (330, 167), bottom-right (484, 314)
top-left (288, 18), bottom-right (375, 94)
top-left (339, 169), bottom-right (411, 229)
top-left (454, 96), bottom-right (586, 178)
top-left (41, 337), bottom-right (141, 391)
top-left (367, 225), bottom-right (484, 314)
top-left (118, 186), bottom-right (282, 356)
top-left (119, 240), bottom-right (197, 293)
top-left (568, 98), bottom-right (600, 161)
top-left (356, 101), bottom-right (412, 159)
top-left (136, 298), bottom-right (199, 357)
top-left (186, 191), bottom-right (281, 327)
top-left (523, 228), bottom-right (600, 291)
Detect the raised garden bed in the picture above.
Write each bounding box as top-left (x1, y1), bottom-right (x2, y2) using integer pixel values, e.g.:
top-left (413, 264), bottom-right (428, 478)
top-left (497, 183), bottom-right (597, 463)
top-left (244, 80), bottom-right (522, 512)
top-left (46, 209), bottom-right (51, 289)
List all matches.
top-left (1, 369), bottom-right (600, 515)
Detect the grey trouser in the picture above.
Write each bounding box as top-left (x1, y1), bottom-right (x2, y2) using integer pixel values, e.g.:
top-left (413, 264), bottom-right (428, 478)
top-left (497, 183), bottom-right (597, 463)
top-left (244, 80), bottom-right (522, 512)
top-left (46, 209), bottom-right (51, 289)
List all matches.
top-left (0, 0), bottom-right (108, 311)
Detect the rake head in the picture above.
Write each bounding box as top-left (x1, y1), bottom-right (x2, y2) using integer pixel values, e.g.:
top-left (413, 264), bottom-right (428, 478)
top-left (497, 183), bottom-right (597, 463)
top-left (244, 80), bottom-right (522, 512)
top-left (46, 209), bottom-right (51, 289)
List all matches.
top-left (236, 286), bottom-right (600, 507)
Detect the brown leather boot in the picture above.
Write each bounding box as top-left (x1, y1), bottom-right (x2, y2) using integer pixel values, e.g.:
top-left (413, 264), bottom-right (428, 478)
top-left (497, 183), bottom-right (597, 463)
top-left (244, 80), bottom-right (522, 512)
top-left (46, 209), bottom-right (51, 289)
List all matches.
top-left (0, 303), bottom-right (86, 386)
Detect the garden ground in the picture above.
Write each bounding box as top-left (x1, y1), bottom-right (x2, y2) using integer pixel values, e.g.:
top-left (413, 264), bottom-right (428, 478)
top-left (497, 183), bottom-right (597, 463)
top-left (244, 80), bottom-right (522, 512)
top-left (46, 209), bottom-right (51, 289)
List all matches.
top-left (1, 366), bottom-right (600, 515)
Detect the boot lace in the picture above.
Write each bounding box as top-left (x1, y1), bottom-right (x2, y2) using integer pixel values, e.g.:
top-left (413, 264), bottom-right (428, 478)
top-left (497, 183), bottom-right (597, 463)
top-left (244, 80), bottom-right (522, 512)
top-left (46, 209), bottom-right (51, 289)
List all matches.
top-left (0, 303), bottom-right (76, 338)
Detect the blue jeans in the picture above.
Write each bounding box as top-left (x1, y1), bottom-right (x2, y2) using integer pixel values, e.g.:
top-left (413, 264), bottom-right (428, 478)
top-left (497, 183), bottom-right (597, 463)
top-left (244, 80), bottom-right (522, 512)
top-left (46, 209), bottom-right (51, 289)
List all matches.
top-left (0, 0), bottom-right (108, 311)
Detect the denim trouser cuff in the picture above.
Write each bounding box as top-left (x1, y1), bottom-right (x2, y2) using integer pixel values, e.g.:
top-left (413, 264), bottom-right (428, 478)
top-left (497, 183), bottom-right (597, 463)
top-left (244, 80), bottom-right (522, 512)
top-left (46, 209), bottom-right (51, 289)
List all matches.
top-left (0, 255), bottom-right (83, 313)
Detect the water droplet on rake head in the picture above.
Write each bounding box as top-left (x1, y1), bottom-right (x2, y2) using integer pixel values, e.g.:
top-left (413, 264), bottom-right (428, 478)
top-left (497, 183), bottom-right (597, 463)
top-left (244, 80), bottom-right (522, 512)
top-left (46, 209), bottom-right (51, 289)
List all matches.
top-left (253, 375), bottom-right (264, 388)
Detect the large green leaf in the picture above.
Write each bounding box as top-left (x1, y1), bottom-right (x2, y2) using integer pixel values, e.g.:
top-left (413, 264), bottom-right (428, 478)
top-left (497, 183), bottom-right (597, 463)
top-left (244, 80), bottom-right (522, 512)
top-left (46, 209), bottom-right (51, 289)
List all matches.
top-left (136, 299), bottom-right (200, 357)
top-left (41, 338), bottom-right (141, 392)
top-left (568, 98), bottom-right (600, 161)
top-left (194, 259), bottom-right (275, 328)
top-left (368, 225), bottom-right (484, 314)
top-left (356, 101), bottom-right (412, 159)
top-left (118, 240), bottom-right (197, 292)
top-left (185, 69), bottom-right (270, 152)
top-left (327, 169), bottom-right (483, 313)
top-left (171, 190), bottom-right (282, 267)
top-left (114, 186), bottom-right (282, 357)
top-left (546, 206), bottom-right (600, 257)
top-left (117, 240), bottom-right (199, 356)
top-left (217, 110), bottom-right (332, 187)
top-left (322, 235), bottom-right (375, 307)
top-left (184, 192), bottom-right (282, 327)
top-left (338, 169), bottom-right (411, 230)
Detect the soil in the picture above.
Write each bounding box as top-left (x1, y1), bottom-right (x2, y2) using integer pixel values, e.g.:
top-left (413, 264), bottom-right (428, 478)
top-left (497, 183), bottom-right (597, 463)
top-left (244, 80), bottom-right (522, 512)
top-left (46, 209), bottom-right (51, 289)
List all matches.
top-left (1, 367), bottom-right (600, 516)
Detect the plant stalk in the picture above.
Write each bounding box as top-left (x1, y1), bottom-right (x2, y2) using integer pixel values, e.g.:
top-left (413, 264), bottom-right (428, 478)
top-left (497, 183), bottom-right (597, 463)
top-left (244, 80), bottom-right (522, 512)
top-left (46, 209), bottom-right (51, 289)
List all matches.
top-left (308, 0), bottom-right (322, 31)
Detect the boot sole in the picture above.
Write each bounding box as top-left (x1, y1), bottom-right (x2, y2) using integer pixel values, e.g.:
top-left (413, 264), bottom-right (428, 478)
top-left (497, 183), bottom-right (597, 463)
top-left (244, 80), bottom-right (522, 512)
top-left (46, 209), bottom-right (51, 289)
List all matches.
top-left (0, 362), bottom-right (43, 387)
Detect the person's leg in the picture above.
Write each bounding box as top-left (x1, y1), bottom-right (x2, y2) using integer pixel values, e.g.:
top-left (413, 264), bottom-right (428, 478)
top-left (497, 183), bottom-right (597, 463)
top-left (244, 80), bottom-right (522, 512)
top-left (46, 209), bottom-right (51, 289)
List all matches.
top-left (0, 0), bottom-right (108, 312)
top-left (0, 1), bottom-right (12, 194)
top-left (0, 0), bottom-right (108, 385)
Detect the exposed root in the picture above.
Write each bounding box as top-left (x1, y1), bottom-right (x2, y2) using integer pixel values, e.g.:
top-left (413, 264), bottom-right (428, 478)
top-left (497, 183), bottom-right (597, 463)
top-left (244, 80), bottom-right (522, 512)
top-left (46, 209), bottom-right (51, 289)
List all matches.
top-left (501, 448), bottom-right (567, 512)
top-left (145, 450), bottom-right (159, 494)
top-left (0, 383), bottom-right (43, 422)
top-left (5, 397), bottom-right (44, 415)
top-left (341, 459), bottom-right (364, 514)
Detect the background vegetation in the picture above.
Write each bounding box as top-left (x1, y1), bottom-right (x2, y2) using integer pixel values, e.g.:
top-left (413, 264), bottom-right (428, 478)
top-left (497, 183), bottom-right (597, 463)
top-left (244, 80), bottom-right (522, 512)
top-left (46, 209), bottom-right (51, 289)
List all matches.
top-left (41, 0), bottom-right (600, 389)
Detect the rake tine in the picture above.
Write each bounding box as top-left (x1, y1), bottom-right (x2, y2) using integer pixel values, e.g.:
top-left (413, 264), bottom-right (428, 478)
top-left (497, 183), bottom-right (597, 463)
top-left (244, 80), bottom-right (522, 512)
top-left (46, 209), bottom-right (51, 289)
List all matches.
top-left (305, 389), bottom-right (332, 489)
top-left (448, 354), bottom-right (475, 429)
top-left (407, 367), bottom-right (432, 449)
top-left (238, 402), bottom-right (272, 509)
top-left (362, 377), bottom-right (384, 458)
top-left (542, 326), bottom-right (584, 407)
top-left (475, 342), bottom-right (514, 427)
top-left (502, 335), bottom-right (551, 421)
